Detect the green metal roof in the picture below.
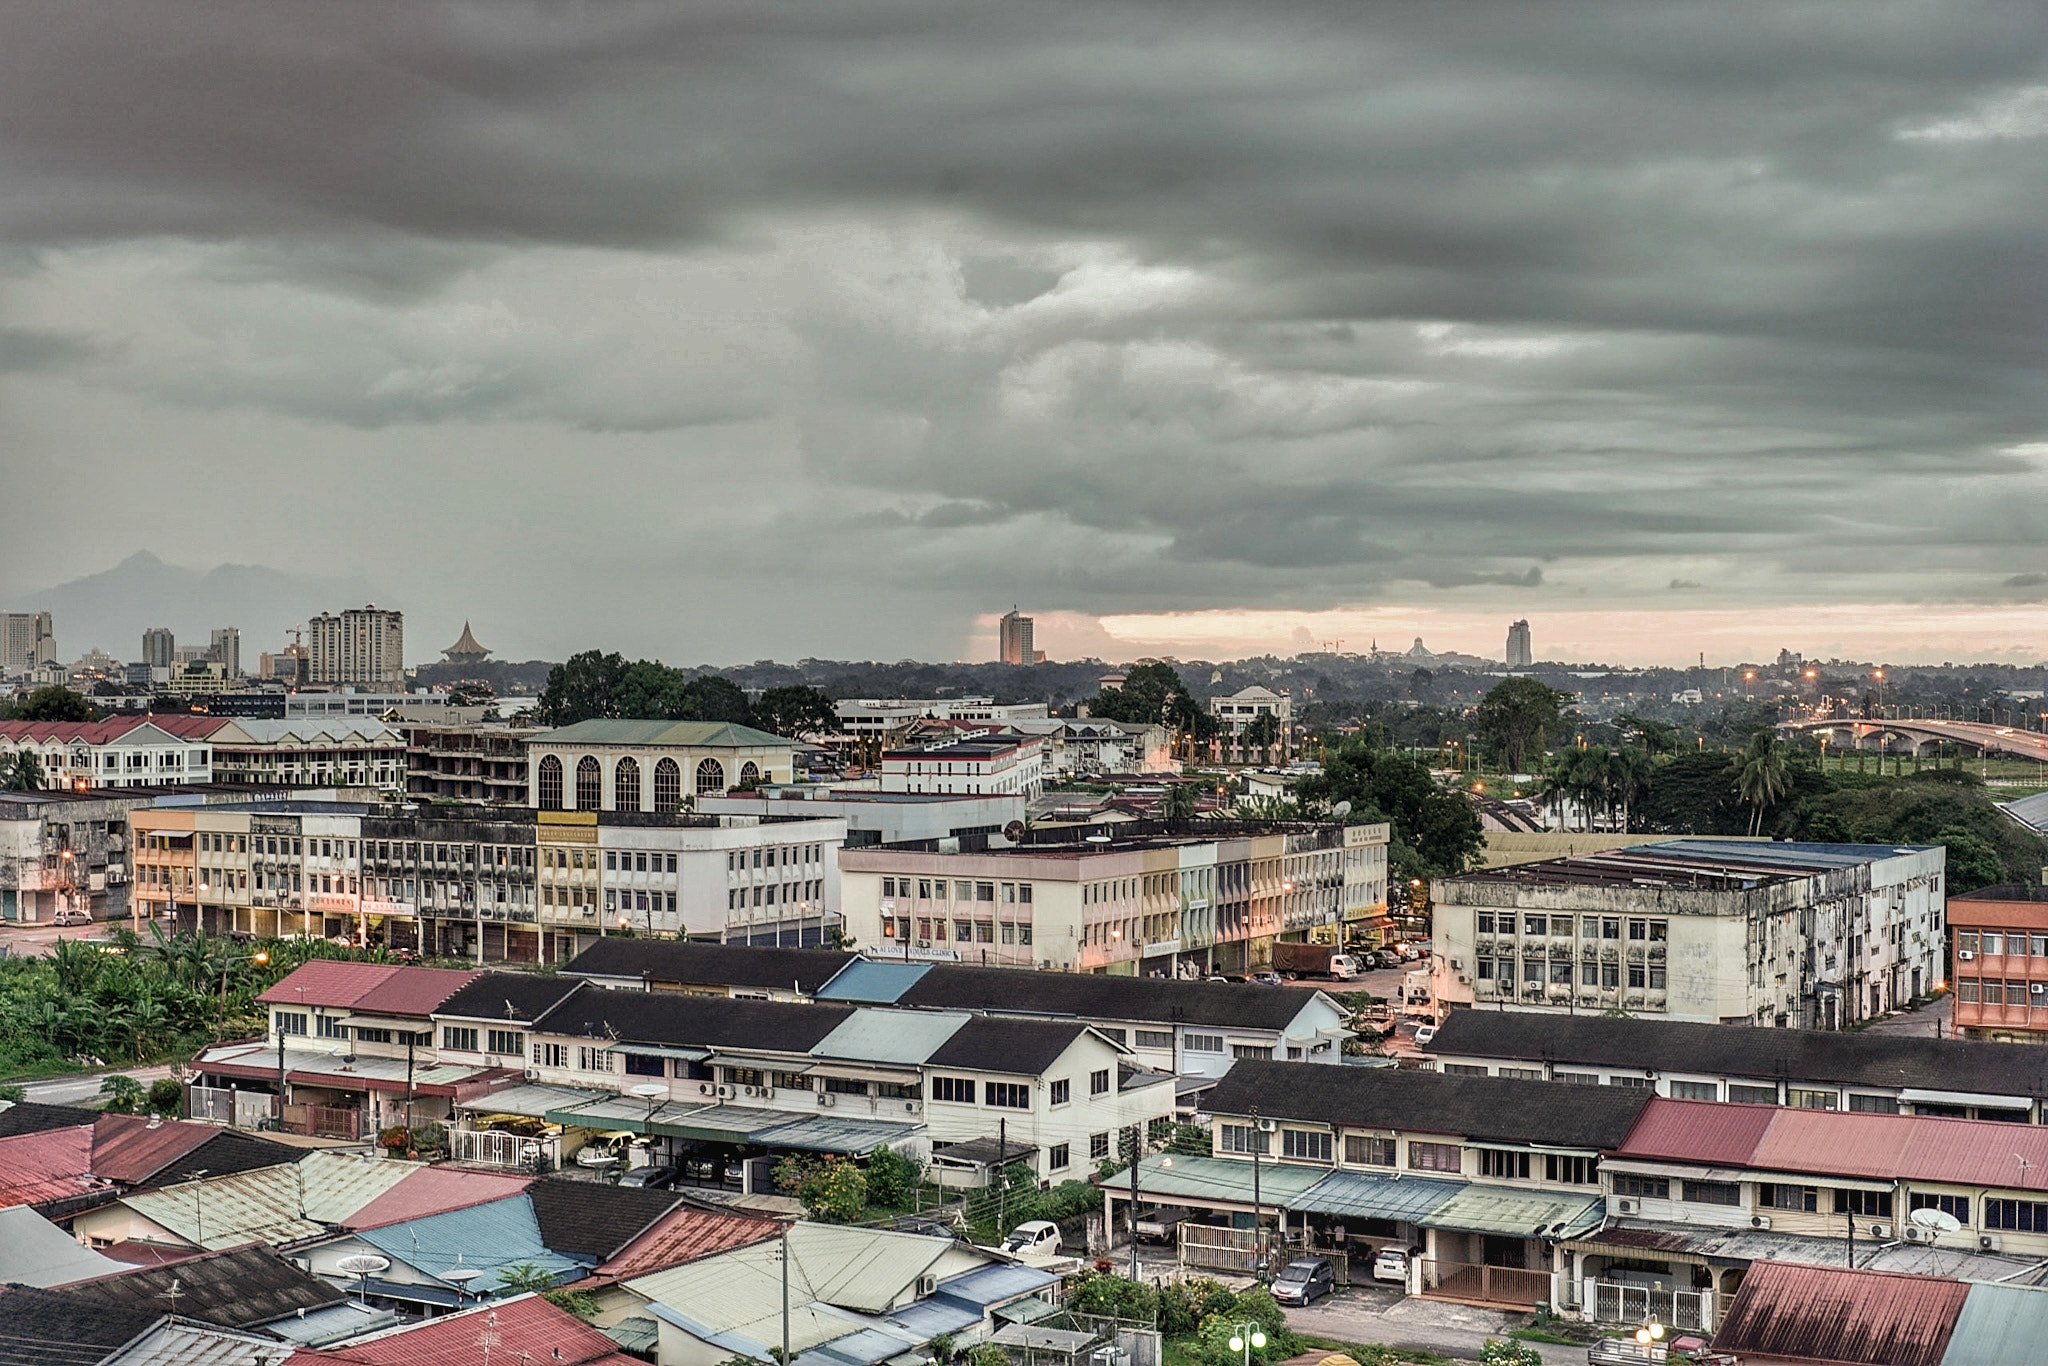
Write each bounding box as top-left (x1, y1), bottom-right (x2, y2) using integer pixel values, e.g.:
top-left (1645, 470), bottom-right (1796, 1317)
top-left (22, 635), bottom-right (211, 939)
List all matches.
top-left (1418, 1184), bottom-right (1605, 1238)
top-left (1943, 1282), bottom-right (2048, 1366)
top-left (1124, 1153), bottom-right (1329, 1209)
top-left (605, 1317), bottom-right (661, 1354)
top-left (657, 1104), bottom-right (815, 1144)
top-left (537, 718), bottom-right (796, 747)
top-left (1286, 1168), bottom-right (1466, 1222)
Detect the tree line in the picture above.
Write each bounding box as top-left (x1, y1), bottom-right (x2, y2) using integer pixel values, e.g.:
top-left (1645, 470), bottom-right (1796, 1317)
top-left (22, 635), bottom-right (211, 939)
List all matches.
top-left (530, 650), bottom-right (836, 739)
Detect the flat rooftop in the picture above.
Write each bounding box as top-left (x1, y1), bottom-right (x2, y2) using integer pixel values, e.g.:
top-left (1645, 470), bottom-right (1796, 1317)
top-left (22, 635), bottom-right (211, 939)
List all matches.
top-left (1446, 839), bottom-right (1936, 891)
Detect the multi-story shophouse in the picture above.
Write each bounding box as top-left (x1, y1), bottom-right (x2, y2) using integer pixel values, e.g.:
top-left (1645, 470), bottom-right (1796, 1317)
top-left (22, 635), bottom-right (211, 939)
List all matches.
top-left (1948, 884), bottom-right (2048, 1042)
top-left (0, 788), bottom-right (161, 923)
top-left (839, 819), bottom-right (1390, 977)
top-left (0, 716), bottom-right (218, 789)
top-left (1431, 840), bottom-right (1945, 1028)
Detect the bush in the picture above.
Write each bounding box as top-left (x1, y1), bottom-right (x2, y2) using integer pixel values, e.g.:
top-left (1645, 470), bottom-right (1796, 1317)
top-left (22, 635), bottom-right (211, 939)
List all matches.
top-left (1068, 1272), bottom-right (1158, 1323)
top-left (147, 1078), bottom-right (183, 1116)
top-left (1479, 1341), bottom-right (1541, 1366)
top-left (97, 1074), bottom-right (145, 1114)
top-left (776, 1154), bottom-right (869, 1222)
top-left (865, 1144), bottom-right (923, 1208)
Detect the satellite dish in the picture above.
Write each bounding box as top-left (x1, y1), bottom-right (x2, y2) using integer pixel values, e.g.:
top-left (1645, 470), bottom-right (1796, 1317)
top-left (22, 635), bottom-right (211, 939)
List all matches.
top-left (1085, 833), bottom-right (1113, 845)
top-left (1910, 1207), bottom-right (1963, 1236)
top-left (444, 1268), bottom-right (483, 1285)
top-left (1331, 801), bottom-right (1352, 818)
top-left (629, 1083), bottom-right (668, 1099)
top-left (336, 1253), bottom-right (390, 1276)
top-left (1003, 821), bottom-right (1026, 840)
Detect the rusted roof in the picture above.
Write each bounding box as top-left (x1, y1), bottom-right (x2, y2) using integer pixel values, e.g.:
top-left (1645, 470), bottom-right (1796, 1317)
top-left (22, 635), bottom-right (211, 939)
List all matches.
top-left (289, 1291), bottom-right (637, 1366)
top-left (348, 967), bottom-right (482, 1018)
top-left (0, 1125), bottom-right (105, 1211)
top-left (89, 1113), bottom-right (216, 1184)
top-left (257, 960), bottom-right (404, 1009)
top-left (0, 715), bottom-right (228, 744)
top-left (340, 1166), bottom-right (532, 1231)
top-left (592, 1203), bottom-right (786, 1281)
top-left (1619, 1099), bottom-right (2048, 1192)
top-left (1710, 1261), bottom-right (1968, 1366)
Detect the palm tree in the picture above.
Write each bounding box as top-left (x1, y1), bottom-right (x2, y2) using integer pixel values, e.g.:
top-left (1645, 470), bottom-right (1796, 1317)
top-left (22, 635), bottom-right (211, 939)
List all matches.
top-left (1243, 712), bottom-right (1283, 766)
top-left (1735, 732), bottom-right (1791, 836)
top-left (1160, 783), bottom-right (1198, 822)
top-left (0, 750), bottom-right (46, 791)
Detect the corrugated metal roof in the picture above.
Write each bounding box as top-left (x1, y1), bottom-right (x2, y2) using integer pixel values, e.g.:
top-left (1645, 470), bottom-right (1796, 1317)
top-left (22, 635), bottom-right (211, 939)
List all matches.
top-left (89, 1113), bottom-right (216, 1183)
top-left (0, 1124), bottom-right (104, 1210)
top-left (1567, 1218), bottom-right (2048, 1287)
top-left (812, 1008), bottom-right (970, 1065)
top-left (596, 1205), bottom-right (785, 1280)
top-left (196, 1041), bottom-right (511, 1097)
top-left (1710, 1261), bottom-right (1968, 1366)
top-left (262, 1301), bottom-right (402, 1348)
top-left (813, 961), bottom-right (932, 1004)
top-left (258, 961), bottom-right (402, 1009)
top-left (930, 1262), bottom-right (1060, 1310)
top-left (121, 1152), bottom-right (414, 1249)
top-left (755, 1114), bottom-right (925, 1154)
top-left (1614, 1096), bottom-right (1779, 1167)
top-left (340, 1166), bottom-right (531, 1231)
top-left (628, 1223), bottom-right (956, 1334)
top-left (293, 1293), bottom-right (636, 1366)
top-left (107, 1320), bottom-right (293, 1366)
top-left (1417, 1186), bottom-right (1605, 1238)
top-left (1942, 1282), bottom-right (2048, 1365)
top-left (349, 967), bottom-right (482, 1018)
top-left (456, 1083), bottom-right (613, 1120)
top-left (1286, 1169), bottom-right (1465, 1222)
top-left (1120, 1154), bottom-right (1330, 1208)
top-left (0, 1207), bottom-right (122, 1286)
top-left (356, 1195), bottom-right (585, 1294)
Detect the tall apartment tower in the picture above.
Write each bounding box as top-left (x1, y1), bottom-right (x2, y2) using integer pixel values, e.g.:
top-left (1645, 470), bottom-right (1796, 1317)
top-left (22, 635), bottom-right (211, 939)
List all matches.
top-left (141, 627), bottom-right (175, 672)
top-left (998, 609), bottom-right (1035, 666)
top-left (1505, 619), bottom-right (1533, 670)
top-left (308, 605), bottom-right (404, 687)
top-left (0, 612), bottom-right (54, 677)
top-left (209, 627), bottom-right (242, 678)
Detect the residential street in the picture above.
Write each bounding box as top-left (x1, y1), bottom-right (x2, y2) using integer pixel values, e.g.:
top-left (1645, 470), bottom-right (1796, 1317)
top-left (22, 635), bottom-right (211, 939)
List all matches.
top-left (18, 1064), bottom-right (174, 1106)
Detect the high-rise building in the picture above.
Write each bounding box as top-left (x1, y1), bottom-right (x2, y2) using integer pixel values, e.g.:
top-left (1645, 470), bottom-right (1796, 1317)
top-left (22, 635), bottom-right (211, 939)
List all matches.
top-left (998, 608), bottom-right (1035, 666)
top-left (209, 627), bottom-right (241, 679)
top-left (307, 605), bottom-right (404, 687)
top-left (0, 612), bottom-right (54, 677)
top-left (1505, 619), bottom-right (1533, 670)
top-left (141, 627), bottom-right (175, 672)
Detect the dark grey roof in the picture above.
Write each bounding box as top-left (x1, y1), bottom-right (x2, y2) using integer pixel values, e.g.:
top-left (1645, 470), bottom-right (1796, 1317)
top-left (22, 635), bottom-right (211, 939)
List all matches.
top-left (561, 939), bottom-right (853, 993)
top-left (925, 1016), bottom-right (1091, 1076)
top-left (896, 964), bottom-right (1328, 1032)
top-left (0, 1102), bottom-right (94, 1139)
top-left (56, 1244), bottom-right (341, 1329)
top-left (528, 1177), bottom-right (684, 1260)
top-left (0, 1284), bottom-right (161, 1366)
top-left (435, 971), bottom-right (586, 1025)
top-left (539, 989), bottom-right (852, 1053)
top-left (1203, 1058), bottom-right (1653, 1149)
top-left (147, 1130), bottom-right (305, 1188)
top-left (1428, 1010), bottom-right (2048, 1097)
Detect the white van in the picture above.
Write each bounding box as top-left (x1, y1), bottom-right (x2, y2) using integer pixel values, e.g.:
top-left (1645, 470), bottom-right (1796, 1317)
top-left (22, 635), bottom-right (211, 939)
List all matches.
top-left (1327, 953), bottom-right (1364, 980)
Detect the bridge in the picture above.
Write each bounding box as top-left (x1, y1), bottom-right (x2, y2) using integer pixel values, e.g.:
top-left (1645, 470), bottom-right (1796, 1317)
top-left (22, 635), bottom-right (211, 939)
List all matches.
top-left (1777, 716), bottom-right (2048, 762)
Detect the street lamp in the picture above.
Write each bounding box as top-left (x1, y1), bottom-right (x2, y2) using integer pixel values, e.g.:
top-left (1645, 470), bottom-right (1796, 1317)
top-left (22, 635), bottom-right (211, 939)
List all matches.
top-left (216, 950), bottom-right (270, 1039)
top-left (1225, 1325), bottom-right (1268, 1366)
top-left (1632, 1316), bottom-right (1665, 1359)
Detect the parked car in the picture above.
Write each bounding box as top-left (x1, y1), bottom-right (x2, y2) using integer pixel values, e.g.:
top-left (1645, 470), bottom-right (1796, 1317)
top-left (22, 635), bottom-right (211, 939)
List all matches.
top-left (616, 1164), bottom-right (678, 1189)
top-left (1251, 971), bottom-right (1284, 986)
top-left (1371, 1246), bottom-right (1410, 1284)
top-left (1271, 1256), bottom-right (1336, 1305)
top-left (1411, 1023), bottom-right (1438, 1048)
top-left (1000, 1220), bottom-right (1063, 1257)
top-left (52, 909), bottom-right (93, 927)
top-left (1133, 1205), bottom-right (1191, 1243)
top-left (1372, 948), bottom-right (1403, 969)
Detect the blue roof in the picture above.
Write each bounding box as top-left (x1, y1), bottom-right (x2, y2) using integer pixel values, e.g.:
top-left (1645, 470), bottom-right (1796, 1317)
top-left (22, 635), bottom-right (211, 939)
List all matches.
top-left (814, 960), bottom-right (932, 1004)
top-left (357, 1194), bottom-right (589, 1294)
top-left (930, 1262), bottom-right (1061, 1310)
top-left (1943, 1282), bottom-right (2048, 1366)
top-left (886, 1298), bottom-right (985, 1340)
top-left (795, 1326), bottom-right (921, 1366)
top-left (1642, 840), bottom-right (1937, 868)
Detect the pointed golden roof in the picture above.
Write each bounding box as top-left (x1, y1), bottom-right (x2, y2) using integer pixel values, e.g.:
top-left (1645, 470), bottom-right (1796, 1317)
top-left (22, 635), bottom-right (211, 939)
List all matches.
top-left (442, 621), bottom-right (491, 662)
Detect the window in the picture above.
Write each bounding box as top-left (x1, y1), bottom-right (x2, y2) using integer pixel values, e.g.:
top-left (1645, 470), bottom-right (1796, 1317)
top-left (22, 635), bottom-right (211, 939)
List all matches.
top-left (1050, 1079), bottom-right (1071, 1106)
top-left (932, 1077), bottom-right (976, 1104)
top-left (1090, 1068), bottom-right (1112, 1096)
top-left (1628, 963), bottom-right (1646, 989)
top-left (985, 1082), bottom-right (1029, 1109)
top-left (1628, 918), bottom-right (1648, 941)
top-left (1958, 931), bottom-right (1980, 954)
top-left (1346, 1136), bottom-right (1396, 1167)
top-left (1986, 1199), bottom-right (2048, 1232)
top-left (1848, 1093), bottom-right (1901, 1114)
top-left (1409, 1142), bottom-right (1462, 1172)
top-left (1911, 1192), bottom-right (1971, 1223)
top-left (1282, 1130), bottom-right (1333, 1162)
top-left (1090, 1132), bottom-right (1111, 1161)
top-left (1985, 932), bottom-right (2006, 955)
top-left (773, 1071), bottom-right (810, 1091)
top-left (823, 1075), bottom-right (869, 1095)
top-left (1501, 1066), bottom-right (1544, 1081)
top-left (1136, 1029), bottom-right (1174, 1049)
top-left (1670, 1081), bottom-right (1718, 1101)
top-left (1958, 980), bottom-right (1981, 1003)
top-left (486, 1029), bottom-right (524, 1056)
top-left (355, 1027), bottom-right (392, 1045)
top-left (1556, 1071), bottom-right (1600, 1086)
top-left (1523, 915), bottom-right (1548, 936)
top-left (654, 758), bottom-right (682, 811)
top-left (533, 1042), bottom-right (568, 1069)
top-left (1608, 1076), bottom-right (1654, 1090)
top-left (1185, 1033), bottom-right (1224, 1054)
top-left (1232, 1043), bottom-right (1271, 1060)
top-left (1683, 1180), bottom-right (1741, 1206)
top-left (275, 1010), bottom-right (308, 1036)
top-left (1220, 1125), bottom-right (1270, 1156)
top-left (1759, 1184), bottom-right (1819, 1212)
top-left (1788, 1088), bottom-right (1838, 1110)
top-left (578, 1046), bottom-right (613, 1072)
top-left (316, 1013), bottom-right (346, 1039)
top-left (1548, 1154), bottom-right (1599, 1185)
top-left (1613, 1174), bottom-right (1670, 1200)
top-left (1478, 1149), bottom-right (1530, 1179)
top-left (441, 1026), bottom-right (479, 1053)
top-left (623, 1053), bottom-right (664, 1077)
top-left (1729, 1083), bottom-right (1778, 1105)
top-left (1443, 1064), bottom-right (1489, 1078)
top-left (1049, 1143), bottom-right (1070, 1172)
top-left (1477, 913), bottom-right (1495, 934)
top-left (725, 1067), bottom-right (764, 1087)
top-left (1835, 1189), bottom-right (1893, 1218)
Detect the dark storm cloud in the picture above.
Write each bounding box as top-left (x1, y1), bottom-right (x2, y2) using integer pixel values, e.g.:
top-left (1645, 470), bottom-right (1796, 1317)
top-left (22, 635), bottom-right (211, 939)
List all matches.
top-left (6, 0), bottom-right (2048, 659)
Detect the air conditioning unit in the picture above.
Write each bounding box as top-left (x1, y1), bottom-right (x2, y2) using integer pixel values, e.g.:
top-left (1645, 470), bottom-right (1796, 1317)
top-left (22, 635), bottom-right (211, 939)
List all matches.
top-left (1750, 1215), bottom-right (1772, 1230)
top-left (918, 939), bottom-right (931, 948)
top-left (524, 1068), bottom-right (541, 1081)
top-left (818, 1092), bottom-right (836, 1108)
top-left (1617, 1198), bottom-right (1638, 1215)
top-left (904, 1100), bottom-right (922, 1114)
top-left (1868, 1224), bottom-right (1890, 1239)
top-left (743, 1085), bottom-right (761, 1097)
top-left (717, 1084), bottom-right (737, 1099)
top-left (699, 1082), bottom-right (717, 1096)
top-left (1981, 1234), bottom-right (2002, 1252)
top-left (1903, 1225), bottom-right (1928, 1243)
top-left (918, 1274), bottom-right (938, 1297)
top-left (1960, 950), bottom-right (1975, 961)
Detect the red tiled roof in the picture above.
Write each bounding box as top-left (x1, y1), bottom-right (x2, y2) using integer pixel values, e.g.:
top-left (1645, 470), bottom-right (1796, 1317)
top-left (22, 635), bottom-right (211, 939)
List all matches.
top-left (349, 967), bottom-right (482, 1018)
top-left (258, 960), bottom-right (404, 1008)
top-left (88, 1113), bottom-right (215, 1184)
top-left (289, 1293), bottom-right (637, 1366)
top-left (341, 1166), bottom-right (533, 1231)
top-left (592, 1203), bottom-right (785, 1281)
top-left (0, 1125), bottom-right (105, 1209)
top-left (1620, 1098), bottom-right (2048, 1192)
top-left (0, 715), bottom-right (228, 744)
top-left (1710, 1262), bottom-right (1968, 1366)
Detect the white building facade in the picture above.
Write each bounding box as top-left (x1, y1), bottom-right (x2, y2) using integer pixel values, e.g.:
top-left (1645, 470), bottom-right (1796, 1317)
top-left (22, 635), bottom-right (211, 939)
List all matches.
top-left (879, 736), bottom-right (1046, 799)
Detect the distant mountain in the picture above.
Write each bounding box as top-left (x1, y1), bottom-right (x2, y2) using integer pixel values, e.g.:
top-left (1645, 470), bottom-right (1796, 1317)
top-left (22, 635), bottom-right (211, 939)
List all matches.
top-left (4, 551), bottom-right (377, 662)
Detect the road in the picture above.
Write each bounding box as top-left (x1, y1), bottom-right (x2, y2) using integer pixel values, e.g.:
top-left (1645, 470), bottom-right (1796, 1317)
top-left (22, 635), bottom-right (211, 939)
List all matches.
top-left (1285, 1284), bottom-right (1583, 1364)
top-left (0, 920), bottom-right (121, 959)
top-left (18, 1064), bottom-right (174, 1105)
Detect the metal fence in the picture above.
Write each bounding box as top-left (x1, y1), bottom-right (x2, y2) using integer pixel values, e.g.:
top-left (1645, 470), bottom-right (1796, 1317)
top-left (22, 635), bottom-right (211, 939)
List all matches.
top-left (1588, 1280), bottom-right (1713, 1331)
top-left (1416, 1259), bottom-right (1550, 1307)
top-left (1178, 1224), bottom-right (1262, 1274)
top-left (282, 1102), bottom-right (364, 1140)
top-left (188, 1084), bottom-right (275, 1130)
top-left (451, 1128), bottom-right (558, 1170)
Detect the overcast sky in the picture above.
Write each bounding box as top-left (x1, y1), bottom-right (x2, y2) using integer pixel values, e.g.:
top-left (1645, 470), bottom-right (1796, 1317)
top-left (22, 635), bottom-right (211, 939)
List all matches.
top-left (6, 1), bottom-right (2048, 667)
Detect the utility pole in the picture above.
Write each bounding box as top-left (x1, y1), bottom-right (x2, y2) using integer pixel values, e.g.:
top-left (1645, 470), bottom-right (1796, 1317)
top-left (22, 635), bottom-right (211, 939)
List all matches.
top-left (1128, 1123), bottom-right (1142, 1281)
top-left (781, 1220), bottom-right (791, 1366)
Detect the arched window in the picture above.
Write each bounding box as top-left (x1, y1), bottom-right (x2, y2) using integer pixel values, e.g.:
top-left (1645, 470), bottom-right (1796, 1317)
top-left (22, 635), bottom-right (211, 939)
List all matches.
top-left (695, 758), bottom-right (726, 796)
top-left (739, 761), bottom-right (761, 789)
top-left (575, 755), bottom-right (602, 811)
top-left (653, 758), bottom-right (682, 813)
top-left (537, 755), bottom-right (564, 810)
top-left (614, 756), bottom-right (641, 812)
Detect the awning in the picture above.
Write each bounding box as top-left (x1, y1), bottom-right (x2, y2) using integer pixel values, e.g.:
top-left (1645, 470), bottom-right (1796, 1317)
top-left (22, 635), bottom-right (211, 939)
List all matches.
top-left (457, 1084), bottom-right (612, 1120)
top-left (544, 1095), bottom-right (702, 1134)
top-left (1112, 1154), bottom-right (1329, 1211)
top-left (609, 1043), bottom-right (712, 1062)
top-left (994, 1297), bottom-right (1060, 1324)
top-left (660, 1104), bottom-right (816, 1144)
top-left (803, 1064), bottom-right (923, 1085)
top-left (1287, 1169), bottom-right (1465, 1223)
top-left (753, 1114), bottom-right (924, 1154)
top-left (604, 1318), bottom-right (660, 1355)
top-left (1418, 1185), bottom-right (1605, 1239)
top-left (1900, 1087), bottom-right (2033, 1111)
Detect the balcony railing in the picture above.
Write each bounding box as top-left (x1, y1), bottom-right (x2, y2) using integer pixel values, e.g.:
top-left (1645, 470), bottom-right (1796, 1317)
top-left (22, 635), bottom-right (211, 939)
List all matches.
top-left (1417, 1259), bottom-right (1550, 1307)
top-left (1587, 1280), bottom-right (1713, 1332)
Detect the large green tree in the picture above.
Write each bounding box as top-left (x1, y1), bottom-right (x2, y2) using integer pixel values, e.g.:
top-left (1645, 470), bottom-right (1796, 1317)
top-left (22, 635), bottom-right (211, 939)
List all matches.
top-left (1472, 677), bottom-right (1568, 772)
top-left (1735, 732), bottom-right (1792, 836)
top-left (1, 687), bottom-right (98, 723)
top-left (1088, 662), bottom-right (1192, 725)
top-left (1297, 735), bottom-right (1484, 881)
top-left (534, 651), bottom-right (755, 727)
top-left (533, 650), bottom-right (629, 725)
top-left (753, 685), bottom-right (837, 740)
